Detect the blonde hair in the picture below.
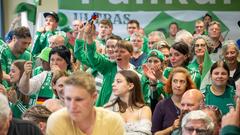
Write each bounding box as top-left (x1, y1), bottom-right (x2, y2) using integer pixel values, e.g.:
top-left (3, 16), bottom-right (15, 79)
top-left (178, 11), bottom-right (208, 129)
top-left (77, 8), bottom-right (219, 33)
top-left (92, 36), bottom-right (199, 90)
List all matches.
top-left (64, 71), bottom-right (96, 94)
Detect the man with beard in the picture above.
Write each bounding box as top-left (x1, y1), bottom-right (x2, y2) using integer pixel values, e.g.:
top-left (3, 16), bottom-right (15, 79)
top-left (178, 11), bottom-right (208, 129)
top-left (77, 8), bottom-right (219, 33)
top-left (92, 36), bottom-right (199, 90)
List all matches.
top-left (0, 26), bottom-right (32, 88)
top-left (171, 89), bottom-right (205, 135)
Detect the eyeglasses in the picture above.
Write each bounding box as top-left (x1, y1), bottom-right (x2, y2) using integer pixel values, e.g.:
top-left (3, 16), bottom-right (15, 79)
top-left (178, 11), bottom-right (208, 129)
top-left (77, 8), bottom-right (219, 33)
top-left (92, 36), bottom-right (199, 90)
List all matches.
top-left (194, 44), bottom-right (206, 48)
top-left (184, 126), bottom-right (208, 135)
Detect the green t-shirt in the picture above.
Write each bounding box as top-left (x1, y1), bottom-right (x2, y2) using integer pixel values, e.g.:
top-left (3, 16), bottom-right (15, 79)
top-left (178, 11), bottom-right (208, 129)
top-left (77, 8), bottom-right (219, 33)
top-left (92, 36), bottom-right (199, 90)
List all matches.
top-left (203, 84), bottom-right (235, 115)
top-left (1, 46), bottom-right (32, 87)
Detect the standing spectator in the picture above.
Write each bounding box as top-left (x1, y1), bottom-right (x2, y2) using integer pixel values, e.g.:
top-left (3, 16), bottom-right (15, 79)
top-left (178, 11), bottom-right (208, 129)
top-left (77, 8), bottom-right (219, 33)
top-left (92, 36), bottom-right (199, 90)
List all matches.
top-left (188, 35), bottom-right (212, 73)
top-left (1, 26), bottom-right (32, 88)
top-left (126, 20), bottom-right (149, 54)
top-left (208, 21), bottom-right (223, 61)
top-left (148, 31), bottom-right (166, 50)
top-left (166, 22), bottom-right (179, 46)
top-left (203, 13), bottom-right (212, 31)
top-left (32, 11), bottom-right (65, 56)
top-left (85, 22), bottom-right (138, 106)
top-left (152, 40), bottom-right (171, 68)
top-left (130, 32), bottom-right (147, 70)
top-left (96, 19), bottom-right (113, 46)
top-left (164, 41), bottom-right (201, 88)
top-left (193, 20), bottom-right (206, 37)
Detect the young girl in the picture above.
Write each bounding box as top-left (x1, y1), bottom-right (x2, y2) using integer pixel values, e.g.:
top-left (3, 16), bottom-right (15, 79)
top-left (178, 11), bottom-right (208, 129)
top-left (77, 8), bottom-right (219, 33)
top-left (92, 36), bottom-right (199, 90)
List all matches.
top-left (8, 60), bottom-right (30, 118)
top-left (105, 70), bottom-right (152, 135)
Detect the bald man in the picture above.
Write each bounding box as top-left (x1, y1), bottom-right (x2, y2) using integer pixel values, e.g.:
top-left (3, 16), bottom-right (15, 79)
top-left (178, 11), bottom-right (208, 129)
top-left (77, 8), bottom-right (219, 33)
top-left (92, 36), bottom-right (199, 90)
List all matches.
top-left (48, 35), bottom-right (65, 48)
top-left (171, 89), bottom-right (205, 135)
top-left (181, 89), bottom-right (205, 113)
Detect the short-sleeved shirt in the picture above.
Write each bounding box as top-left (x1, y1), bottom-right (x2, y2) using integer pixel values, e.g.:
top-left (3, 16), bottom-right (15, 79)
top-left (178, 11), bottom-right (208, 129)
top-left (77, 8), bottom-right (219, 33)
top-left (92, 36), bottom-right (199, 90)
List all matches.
top-left (203, 84), bottom-right (235, 115)
top-left (46, 107), bottom-right (125, 135)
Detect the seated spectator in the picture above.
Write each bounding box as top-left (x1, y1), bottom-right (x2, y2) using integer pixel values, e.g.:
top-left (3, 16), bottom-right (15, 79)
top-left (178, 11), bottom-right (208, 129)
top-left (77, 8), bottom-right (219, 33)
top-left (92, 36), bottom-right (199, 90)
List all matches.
top-left (221, 98), bottom-right (240, 135)
top-left (202, 105), bottom-right (222, 135)
top-left (181, 110), bottom-right (214, 135)
top-left (46, 71), bottom-right (125, 135)
top-left (171, 89), bottom-right (205, 135)
top-left (0, 93), bottom-right (42, 135)
top-left (18, 46), bottom-right (72, 105)
top-left (7, 60), bottom-right (30, 118)
top-left (105, 70), bottom-right (152, 135)
top-left (22, 105), bottom-right (52, 135)
top-left (151, 67), bottom-right (196, 135)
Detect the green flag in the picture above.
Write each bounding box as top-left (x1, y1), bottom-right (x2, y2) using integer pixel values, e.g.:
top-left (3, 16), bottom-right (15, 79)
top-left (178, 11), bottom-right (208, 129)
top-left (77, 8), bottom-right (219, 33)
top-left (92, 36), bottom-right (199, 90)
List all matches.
top-left (15, 2), bottom-right (37, 24)
top-left (200, 51), bottom-right (213, 90)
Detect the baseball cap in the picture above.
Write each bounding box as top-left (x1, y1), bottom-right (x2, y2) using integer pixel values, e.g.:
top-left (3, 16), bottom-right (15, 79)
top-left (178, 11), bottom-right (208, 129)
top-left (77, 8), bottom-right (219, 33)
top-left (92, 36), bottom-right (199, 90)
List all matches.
top-left (43, 11), bottom-right (59, 22)
top-left (147, 49), bottom-right (165, 61)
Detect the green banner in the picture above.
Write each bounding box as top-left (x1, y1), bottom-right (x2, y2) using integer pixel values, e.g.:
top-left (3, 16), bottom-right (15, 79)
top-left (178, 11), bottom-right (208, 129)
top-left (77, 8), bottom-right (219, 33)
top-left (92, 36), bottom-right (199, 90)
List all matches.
top-left (59, 0), bottom-right (240, 11)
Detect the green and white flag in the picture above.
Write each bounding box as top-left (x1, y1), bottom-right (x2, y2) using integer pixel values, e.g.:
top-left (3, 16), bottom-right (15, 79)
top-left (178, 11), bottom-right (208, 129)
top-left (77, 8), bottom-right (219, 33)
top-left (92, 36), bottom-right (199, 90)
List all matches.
top-left (58, 0), bottom-right (240, 40)
top-left (200, 50), bottom-right (213, 90)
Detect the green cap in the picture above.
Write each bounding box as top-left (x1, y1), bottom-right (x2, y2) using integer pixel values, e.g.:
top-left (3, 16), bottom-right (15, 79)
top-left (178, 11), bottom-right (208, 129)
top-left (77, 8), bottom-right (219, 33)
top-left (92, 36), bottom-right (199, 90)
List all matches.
top-left (147, 49), bottom-right (165, 61)
top-left (37, 47), bottom-right (52, 62)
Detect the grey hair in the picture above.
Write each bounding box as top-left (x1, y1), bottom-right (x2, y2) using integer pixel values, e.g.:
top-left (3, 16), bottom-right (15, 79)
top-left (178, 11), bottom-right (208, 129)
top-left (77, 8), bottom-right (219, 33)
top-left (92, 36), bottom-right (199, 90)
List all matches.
top-left (0, 93), bottom-right (11, 118)
top-left (222, 40), bottom-right (239, 56)
top-left (181, 110), bottom-right (214, 133)
top-left (175, 29), bottom-right (193, 45)
top-left (152, 40), bottom-right (170, 50)
top-left (148, 31), bottom-right (166, 40)
top-left (192, 35), bottom-right (213, 53)
top-left (130, 32), bottom-right (144, 41)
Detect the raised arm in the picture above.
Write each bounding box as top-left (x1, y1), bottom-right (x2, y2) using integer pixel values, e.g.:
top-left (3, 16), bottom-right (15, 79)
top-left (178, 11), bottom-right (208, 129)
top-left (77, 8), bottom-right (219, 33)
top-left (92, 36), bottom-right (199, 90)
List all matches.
top-left (18, 61), bottom-right (46, 95)
top-left (84, 23), bottom-right (114, 75)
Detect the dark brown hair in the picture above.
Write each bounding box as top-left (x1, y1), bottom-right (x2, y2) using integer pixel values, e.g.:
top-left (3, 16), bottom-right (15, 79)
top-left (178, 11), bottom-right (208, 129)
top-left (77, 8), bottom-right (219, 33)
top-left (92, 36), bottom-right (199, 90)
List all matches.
top-left (13, 26), bottom-right (31, 39)
top-left (127, 20), bottom-right (140, 29)
top-left (106, 70), bottom-right (145, 113)
top-left (210, 60), bottom-right (230, 77)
